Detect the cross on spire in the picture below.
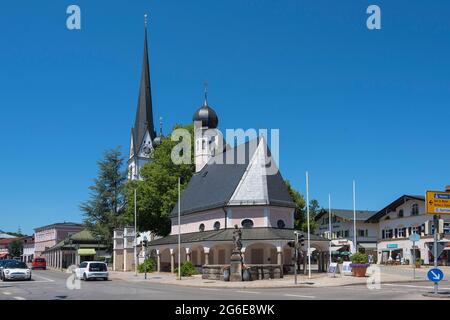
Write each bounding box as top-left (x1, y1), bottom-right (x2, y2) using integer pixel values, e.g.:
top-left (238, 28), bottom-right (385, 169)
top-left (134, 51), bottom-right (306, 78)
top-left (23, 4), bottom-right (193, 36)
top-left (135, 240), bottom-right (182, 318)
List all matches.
top-left (203, 81), bottom-right (208, 106)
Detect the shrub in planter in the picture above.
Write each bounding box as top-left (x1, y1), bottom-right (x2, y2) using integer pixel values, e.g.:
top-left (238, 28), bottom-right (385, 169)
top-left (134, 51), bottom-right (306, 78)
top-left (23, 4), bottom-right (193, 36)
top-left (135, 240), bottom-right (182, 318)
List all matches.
top-left (415, 258), bottom-right (424, 268)
top-left (350, 252), bottom-right (369, 277)
top-left (138, 258), bottom-right (156, 273)
top-left (175, 261), bottom-right (198, 277)
top-left (222, 266), bottom-right (230, 281)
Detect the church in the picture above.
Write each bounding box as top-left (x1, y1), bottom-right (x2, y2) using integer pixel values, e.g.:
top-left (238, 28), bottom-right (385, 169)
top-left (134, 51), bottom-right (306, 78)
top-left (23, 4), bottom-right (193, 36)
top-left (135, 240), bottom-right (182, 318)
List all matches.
top-left (115, 18), bottom-right (329, 276)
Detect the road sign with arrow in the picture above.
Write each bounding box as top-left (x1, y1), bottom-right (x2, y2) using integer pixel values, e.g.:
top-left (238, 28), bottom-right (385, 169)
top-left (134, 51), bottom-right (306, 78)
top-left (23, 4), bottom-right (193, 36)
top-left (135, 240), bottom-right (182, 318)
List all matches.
top-left (427, 191), bottom-right (450, 214)
top-left (427, 268), bottom-right (444, 283)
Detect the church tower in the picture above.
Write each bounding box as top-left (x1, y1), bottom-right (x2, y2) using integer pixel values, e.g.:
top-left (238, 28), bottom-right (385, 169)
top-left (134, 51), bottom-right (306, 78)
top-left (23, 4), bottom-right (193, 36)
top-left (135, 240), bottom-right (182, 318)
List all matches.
top-left (128, 15), bottom-right (162, 180)
top-left (193, 84), bottom-right (220, 173)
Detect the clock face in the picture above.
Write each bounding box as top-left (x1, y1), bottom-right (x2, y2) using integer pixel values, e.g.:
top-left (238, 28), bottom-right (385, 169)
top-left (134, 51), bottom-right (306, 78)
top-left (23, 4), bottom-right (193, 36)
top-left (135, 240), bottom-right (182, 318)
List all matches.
top-left (142, 143), bottom-right (152, 156)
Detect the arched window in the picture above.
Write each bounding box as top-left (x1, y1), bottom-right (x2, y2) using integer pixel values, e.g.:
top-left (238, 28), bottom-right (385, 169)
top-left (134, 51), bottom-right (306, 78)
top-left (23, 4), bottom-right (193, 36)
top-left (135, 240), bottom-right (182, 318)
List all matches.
top-left (398, 209), bottom-right (404, 218)
top-left (199, 223), bottom-right (205, 232)
top-left (214, 221), bottom-right (220, 231)
top-left (241, 219), bottom-right (254, 229)
top-left (411, 204), bottom-right (419, 216)
top-left (277, 219), bottom-right (286, 229)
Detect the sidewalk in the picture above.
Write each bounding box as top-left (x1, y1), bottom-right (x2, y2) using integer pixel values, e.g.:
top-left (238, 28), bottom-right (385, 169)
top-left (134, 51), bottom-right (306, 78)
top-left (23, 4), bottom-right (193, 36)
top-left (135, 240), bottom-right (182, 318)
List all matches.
top-left (108, 268), bottom-right (426, 289)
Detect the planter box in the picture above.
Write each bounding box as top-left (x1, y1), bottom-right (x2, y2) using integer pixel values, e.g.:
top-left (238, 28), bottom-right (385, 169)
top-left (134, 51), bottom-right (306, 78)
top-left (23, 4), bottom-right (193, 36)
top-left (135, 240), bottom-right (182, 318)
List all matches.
top-left (350, 264), bottom-right (369, 277)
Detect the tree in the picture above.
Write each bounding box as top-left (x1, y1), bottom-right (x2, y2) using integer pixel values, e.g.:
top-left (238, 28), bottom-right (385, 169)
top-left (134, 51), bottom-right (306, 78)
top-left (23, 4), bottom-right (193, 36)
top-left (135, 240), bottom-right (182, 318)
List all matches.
top-left (80, 147), bottom-right (127, 251)
top-left (285, 180), bottom-right (321, 233)
top-left (8, 240), bottom-right (23, 257)
top-left (124, 124), bottom-right (195, 237)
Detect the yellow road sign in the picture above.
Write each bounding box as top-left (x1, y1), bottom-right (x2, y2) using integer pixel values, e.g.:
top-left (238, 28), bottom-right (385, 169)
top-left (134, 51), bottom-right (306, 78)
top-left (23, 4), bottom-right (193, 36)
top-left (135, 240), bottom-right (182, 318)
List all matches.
top-left (426, 191), bottom-right (450, 214)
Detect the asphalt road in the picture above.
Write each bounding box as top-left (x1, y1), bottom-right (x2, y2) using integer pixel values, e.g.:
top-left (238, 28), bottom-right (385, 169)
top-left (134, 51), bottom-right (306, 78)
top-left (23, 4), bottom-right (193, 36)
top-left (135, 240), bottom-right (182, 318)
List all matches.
top-left (0, 269), bottom-right (448, 300)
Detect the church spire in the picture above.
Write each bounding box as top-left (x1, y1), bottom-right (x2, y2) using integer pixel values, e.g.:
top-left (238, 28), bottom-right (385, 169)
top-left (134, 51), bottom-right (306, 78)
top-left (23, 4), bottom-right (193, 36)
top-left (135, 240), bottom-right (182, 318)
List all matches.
top-left (132, 13), bottom-right (156, 156)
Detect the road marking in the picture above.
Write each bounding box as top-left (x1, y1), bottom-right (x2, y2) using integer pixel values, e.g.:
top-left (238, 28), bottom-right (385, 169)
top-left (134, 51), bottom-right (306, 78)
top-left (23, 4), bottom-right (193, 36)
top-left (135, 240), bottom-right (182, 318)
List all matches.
top-left (200, 288), bottom-right (220, 291)
top-left (284, 294), bottom-right (315, 299)
top-left (236, 290), bottom-right (260, 294)
top-left (13, 297), bottom-right (25, 300)
top-left (32, 275), bottom-right (55, 282)
top-left (383, 284), bottom-right (450, 290)
top-left (2, 292), bottom-right (11, 295)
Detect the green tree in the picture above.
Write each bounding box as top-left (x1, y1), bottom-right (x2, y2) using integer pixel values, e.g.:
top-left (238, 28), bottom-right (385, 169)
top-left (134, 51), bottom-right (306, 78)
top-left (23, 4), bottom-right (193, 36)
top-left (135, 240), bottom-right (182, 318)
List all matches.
top-left (80, 147), bottom-right (127, 251)
top-left (8, 240), bottom-right (23, 257)
top-left (124, 124), bottom-right (195, 237)
top-left (285, 180), bottom-right (321, 233)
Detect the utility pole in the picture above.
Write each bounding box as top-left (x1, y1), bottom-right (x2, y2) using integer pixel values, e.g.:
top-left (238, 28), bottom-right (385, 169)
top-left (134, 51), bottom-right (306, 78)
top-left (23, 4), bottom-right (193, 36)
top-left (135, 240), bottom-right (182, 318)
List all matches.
top-left (294, 231), bottom-right (298, 285)
top-left (433, 214), bottom-right (439, 295)
top-left (134, 187), bottom-right (137, 276)
top-left (306, 171), bottom-right (311, 279)
top-left (353, 180), bottom-right (357, 254)
top-left (328, 193), bottom-right (332, 265)
top-left (178, 177), bottom-right (181, 281)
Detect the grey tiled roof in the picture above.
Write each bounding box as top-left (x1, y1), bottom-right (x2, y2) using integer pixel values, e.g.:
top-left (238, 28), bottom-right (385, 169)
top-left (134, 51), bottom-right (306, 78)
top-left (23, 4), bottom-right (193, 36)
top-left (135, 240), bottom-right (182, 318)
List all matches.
top-left (147, 228), bottom-right (328, 246)
top-left (366, 194), bottom-right (425, 222)
top-left (170, 139), bottom-right (295, 217)
top-left (315, 209), bottom-right (377, 222)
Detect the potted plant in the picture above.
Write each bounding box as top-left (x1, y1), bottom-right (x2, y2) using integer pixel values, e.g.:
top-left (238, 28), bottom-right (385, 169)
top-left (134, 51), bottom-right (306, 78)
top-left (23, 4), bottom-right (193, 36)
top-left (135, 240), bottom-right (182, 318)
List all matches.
top-left (349, 252), bottom-right (370, 277)
top-left (415, 258), bottom-right (423, 268)
top-left (222, 266), bottom-right (230, 281)
top-left (242, 264), bottom-right (252, 281)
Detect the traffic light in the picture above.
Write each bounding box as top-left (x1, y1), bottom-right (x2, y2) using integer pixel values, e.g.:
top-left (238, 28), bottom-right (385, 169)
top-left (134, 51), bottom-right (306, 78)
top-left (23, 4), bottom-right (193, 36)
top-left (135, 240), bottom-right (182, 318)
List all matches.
top-left (298, 234), bottom-right (305, 248)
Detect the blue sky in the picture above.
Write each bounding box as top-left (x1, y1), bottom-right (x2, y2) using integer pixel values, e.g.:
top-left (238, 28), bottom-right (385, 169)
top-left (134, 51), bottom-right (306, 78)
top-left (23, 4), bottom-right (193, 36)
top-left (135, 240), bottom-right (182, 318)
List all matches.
top-left (1, 1), bottom-right (449, 235)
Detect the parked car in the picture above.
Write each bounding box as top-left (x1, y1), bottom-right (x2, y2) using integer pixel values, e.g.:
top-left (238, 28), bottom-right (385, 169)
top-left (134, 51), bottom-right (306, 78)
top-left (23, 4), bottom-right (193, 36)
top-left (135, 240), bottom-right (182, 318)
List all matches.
top-left (31, 257), bottom-right (46, 270)
top-left (74, 261), bottom-right (108, 281)
top-left (2, 261), bottom-right (31, 281)
top-left (0, 259), bottom-right (16, 280)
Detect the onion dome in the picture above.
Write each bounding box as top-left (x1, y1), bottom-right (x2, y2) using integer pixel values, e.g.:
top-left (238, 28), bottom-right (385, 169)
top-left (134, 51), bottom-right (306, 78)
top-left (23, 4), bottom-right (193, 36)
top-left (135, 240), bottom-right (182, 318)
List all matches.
top-left (192, 83), bottom-right (218, 128)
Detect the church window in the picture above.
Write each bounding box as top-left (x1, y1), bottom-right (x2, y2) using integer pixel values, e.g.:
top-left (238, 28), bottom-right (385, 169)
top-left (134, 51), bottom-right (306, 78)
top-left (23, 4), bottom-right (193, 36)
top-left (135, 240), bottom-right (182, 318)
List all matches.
top-left (241, 219), bottom-right (254, 229)
top-left (199, 224), bottom-right (205, 232)
top-left (277, 220), bottom-right (285, 229)
top-left (214, 221), bottom-right (220, 231)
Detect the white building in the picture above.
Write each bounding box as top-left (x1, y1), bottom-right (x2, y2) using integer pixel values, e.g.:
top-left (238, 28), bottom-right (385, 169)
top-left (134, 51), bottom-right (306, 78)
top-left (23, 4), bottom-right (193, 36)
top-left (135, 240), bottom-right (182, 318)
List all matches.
top-left (366, 195), bottom-right (450, 265)
top-left (315, 209), bottom-right (378, 256)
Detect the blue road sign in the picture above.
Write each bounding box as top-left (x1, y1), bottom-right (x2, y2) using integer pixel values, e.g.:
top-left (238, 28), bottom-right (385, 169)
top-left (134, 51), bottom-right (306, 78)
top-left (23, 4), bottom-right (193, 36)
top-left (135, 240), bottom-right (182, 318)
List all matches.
top-left (409, 233), bottom-right (420, 242)
top-left (427, 268), bottom-right (444, 283)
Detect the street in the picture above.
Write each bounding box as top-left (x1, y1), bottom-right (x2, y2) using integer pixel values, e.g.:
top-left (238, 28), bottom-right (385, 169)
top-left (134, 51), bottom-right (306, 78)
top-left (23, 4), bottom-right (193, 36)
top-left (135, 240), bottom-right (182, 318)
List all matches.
top-left (0, 269), bottom-right (448, 300)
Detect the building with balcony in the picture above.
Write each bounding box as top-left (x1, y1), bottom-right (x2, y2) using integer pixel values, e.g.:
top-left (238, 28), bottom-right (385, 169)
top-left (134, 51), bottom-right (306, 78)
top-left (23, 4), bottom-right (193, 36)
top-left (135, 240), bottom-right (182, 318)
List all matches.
top-left (366, 194), bottom-right (450, 265)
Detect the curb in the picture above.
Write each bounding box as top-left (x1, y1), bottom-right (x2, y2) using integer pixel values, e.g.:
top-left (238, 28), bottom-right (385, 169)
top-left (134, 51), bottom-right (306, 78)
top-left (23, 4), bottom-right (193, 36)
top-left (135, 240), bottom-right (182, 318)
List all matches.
top-left (108, 276), bottom-right (428, 290)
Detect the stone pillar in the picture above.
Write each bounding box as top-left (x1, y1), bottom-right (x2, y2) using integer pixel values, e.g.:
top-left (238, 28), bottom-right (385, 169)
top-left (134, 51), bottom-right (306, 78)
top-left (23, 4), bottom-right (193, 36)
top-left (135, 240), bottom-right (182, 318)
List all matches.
top-left (170, 249), bottom-right (175, 273)
top-left (186, 248), bottom-right (191, 262)
top-left (59, 250), bottom-right (63, 269)
top-left (204, 247), bottom-right (210, 265)
top-left (156, 250), bottom-right (161, 272)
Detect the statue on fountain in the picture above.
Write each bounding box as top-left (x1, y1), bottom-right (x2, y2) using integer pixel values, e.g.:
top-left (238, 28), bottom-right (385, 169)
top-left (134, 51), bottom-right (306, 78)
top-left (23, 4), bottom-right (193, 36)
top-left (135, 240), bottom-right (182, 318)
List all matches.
top-left (230, 225), bottom-right (244, 281)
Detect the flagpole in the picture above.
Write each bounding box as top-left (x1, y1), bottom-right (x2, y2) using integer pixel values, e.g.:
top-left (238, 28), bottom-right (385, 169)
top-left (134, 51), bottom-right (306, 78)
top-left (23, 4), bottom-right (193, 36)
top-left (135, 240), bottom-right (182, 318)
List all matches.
top-left (306, 171), bottom-right (311, 279)
top-left (178, 177), bottom-right (181, 280)
top-left (329, 193), bottom-right (332, 265)
top-left (353, 180), bottom-right (357, 254)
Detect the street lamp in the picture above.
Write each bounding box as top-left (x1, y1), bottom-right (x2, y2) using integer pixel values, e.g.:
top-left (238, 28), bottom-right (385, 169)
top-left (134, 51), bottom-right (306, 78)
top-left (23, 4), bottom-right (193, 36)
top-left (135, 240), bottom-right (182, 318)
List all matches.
top-left (142, 236), bottom-right (148, 279)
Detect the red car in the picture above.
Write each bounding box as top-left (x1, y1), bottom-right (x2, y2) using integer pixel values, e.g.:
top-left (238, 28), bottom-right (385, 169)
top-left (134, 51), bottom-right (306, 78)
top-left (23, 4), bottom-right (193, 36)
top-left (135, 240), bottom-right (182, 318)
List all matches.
top-left (31, 258), bottom-right (46, 270)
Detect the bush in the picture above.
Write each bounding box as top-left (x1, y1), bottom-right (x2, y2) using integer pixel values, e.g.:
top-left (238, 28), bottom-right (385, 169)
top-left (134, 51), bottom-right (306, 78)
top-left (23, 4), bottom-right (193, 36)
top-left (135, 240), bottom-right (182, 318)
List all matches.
top-left (138, 258), bottom-right (156, 273)
top-left (350, 252), bottom-right (369, 264)
top-left (175, 261), bottom-right (198, 277)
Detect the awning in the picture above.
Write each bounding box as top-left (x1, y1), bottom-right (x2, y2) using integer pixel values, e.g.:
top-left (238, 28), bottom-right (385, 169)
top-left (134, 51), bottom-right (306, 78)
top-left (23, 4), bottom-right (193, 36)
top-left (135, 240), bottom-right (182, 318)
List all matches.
top-left (78, 248), bottom-right (96, 256)
top-left (0, 252), bottom-right (8, 258)
top-left (330, 246), bottom-right (344, 251)
top-left (359, 243), bottom-right (377, 249)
